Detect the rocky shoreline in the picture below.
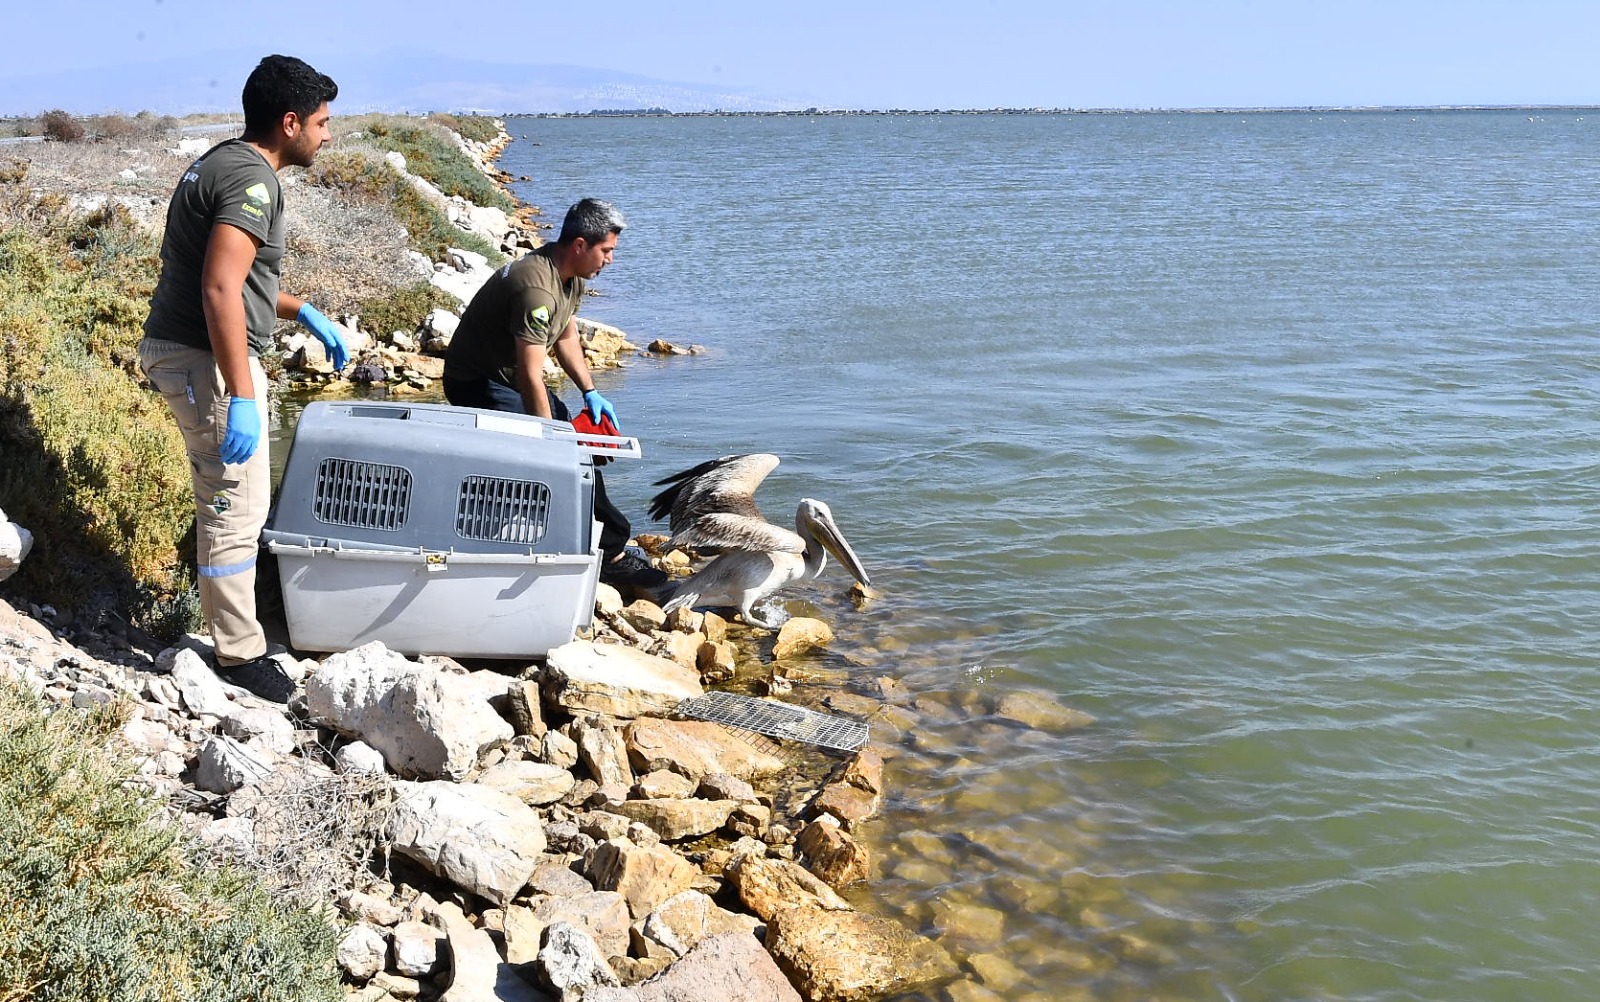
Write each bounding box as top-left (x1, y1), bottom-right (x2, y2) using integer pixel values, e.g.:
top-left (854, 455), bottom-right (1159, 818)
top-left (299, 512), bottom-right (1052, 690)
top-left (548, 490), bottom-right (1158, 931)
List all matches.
top-left (0, 568), bottom-right (973, 1002)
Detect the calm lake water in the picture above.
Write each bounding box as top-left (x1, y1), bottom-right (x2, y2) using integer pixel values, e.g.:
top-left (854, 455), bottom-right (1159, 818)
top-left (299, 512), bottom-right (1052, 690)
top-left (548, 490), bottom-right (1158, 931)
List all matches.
top-left (326, 110), bottom-right (1600, 1001)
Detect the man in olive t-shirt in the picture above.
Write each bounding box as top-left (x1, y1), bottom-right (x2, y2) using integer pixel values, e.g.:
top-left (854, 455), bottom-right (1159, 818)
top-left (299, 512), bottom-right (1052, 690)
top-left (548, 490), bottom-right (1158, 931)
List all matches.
top-left (138, 55), bottom-right (346, 704)
top-left (443, 198), bottom-right (666, 596)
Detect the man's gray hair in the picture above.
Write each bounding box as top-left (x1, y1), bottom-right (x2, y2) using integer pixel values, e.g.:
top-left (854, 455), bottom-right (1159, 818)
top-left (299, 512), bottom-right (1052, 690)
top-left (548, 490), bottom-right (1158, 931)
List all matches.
top-left (558, 198), bottom-right (626, 245)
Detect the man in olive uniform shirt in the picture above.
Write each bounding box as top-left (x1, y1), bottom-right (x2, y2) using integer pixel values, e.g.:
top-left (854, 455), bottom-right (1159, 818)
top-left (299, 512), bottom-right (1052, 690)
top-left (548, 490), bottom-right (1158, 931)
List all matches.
top-left (443, 198), bottom-right (665, 595)
top-left (139, 55), bottom-right (347, 703)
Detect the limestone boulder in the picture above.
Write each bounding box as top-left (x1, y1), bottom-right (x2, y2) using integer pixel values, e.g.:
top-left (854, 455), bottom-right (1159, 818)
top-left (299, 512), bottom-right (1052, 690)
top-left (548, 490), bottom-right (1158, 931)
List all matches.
top-left (390, 920), bottom-right (445, 977)
top-left (537, 922), bottom-right (621, 999)
top-left (220, 705), bottom-right (296, 756)
top-left (195, 734), bottom-right (276, 795)
top-left (634, 890), bottom-right (759, 962)
top-left (725, 851), bottom-right (849, 922)
top-left (306, 642), bottom-right (513, 780)
top-left (991, 690), bottom-right (1096, 731)
top-left (506, 679), bottom-right (547, 738)
top-left (431, 901), bottom-right (544, 1002)
top-left (574, 717), bottom-right (634, 788)
top-left (809, 782), bottom-right (880, 829)
top-left (624, 717), bottom-right (786, 784)
top-left (334, 740), bottom-right (388, 775)
top-left (589, 839), bottom-right (699, 920)
top-left (170, 648), bottom-right (233, 719)
top-left (796, 819), bottom-right (872, 889)
top-left (773, 617), bottom-right (833, 659)
top-left (473, 759), bottom-right (576, 805)
top-left (389, 780), bottom-right (546, 906)
top-left (765, 906), bottom-right (958, 1002)
top-left (612, 798), bottom-right (738, 842)
top-left (625, 931), bottom-right (801, 1002)
top-left (543, 641), bottom-right (702, 718)
top-left (337, 922), bottom-right (388, 980)
top-left (505, 890), bottom-right (631, 963)
top-left (0, 507), bottom-right (33, 583)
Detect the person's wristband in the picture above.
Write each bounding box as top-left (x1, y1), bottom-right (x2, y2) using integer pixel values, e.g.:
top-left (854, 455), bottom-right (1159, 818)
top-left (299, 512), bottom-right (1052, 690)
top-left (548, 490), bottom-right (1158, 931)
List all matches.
top-left (580, 386), bottom-right (597, 396)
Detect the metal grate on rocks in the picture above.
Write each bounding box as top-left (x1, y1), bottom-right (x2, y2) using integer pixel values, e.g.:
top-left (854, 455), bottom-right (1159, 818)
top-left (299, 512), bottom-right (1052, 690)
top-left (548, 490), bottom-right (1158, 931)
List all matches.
top-left (674, 691), bottom-right (869, 755)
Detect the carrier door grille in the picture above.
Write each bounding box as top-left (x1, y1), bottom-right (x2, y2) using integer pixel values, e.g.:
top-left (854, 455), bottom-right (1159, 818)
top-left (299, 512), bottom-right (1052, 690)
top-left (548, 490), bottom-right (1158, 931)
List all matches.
top-left (457, 476), bottom-right (550, 544)
top-left (312, 458), bottom-right (412, 530)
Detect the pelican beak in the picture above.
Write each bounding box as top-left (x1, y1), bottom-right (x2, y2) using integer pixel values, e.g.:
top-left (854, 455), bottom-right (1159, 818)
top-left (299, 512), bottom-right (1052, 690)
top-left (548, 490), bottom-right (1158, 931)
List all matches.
top-left (814, 508), bottom-right (871, 587)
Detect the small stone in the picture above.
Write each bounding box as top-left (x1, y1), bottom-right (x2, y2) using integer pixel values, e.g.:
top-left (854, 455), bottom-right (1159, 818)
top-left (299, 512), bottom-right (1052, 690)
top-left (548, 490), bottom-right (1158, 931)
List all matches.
top-left (772, 617), bottom-right (832, 659)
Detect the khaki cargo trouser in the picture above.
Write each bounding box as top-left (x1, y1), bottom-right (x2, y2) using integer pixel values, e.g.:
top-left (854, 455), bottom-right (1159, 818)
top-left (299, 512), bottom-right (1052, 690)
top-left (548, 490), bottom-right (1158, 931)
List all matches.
top-left (138, 338), bottom-right (270, 667)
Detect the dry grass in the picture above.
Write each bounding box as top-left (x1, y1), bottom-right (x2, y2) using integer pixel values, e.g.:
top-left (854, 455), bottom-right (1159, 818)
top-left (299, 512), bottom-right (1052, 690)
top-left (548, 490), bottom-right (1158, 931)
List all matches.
top-left (280, 176), bottom-right (420, 313)
top-left (197, 763), bottom-right (396, 910)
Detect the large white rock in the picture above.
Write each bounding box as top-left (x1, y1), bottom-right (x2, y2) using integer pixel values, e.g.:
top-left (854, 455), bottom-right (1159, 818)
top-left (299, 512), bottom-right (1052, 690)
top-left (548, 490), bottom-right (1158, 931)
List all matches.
top-left (220, 705), bottom-right (296, 756)
top-left (337, 922), bottom-right (389, 980)
top-left (543, 641), bottom-right (703, 719)
top-left (389, 780), bottom-right (546, 906)
top-left (0, 507), bottom-right (32, 583)
top-left (537, 922), bottom-right (621, 998)
top-left (424, 307), bottom-right (461, 338)
top-left (305, 642), bottom-right (512, 781)
top-left (391, 919), bottom-right (445, 977)
top-left (170, 648), bottom-right (233, 719)
top-left (195, 735), bottom-right (276, 795)
top-left (473, 760), bottom-right (575, 805)
top-left (431, 901), bottom-right (544, 1002)
top-left (429, 259), bottom-right (494, 306)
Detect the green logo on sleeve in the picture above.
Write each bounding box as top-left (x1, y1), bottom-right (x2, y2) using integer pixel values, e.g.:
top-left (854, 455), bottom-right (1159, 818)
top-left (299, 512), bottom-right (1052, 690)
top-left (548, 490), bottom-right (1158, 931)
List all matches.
top-left (528, 305), bottom-right (550, 334)
top-left (244, 182), bottom-right (270, 206)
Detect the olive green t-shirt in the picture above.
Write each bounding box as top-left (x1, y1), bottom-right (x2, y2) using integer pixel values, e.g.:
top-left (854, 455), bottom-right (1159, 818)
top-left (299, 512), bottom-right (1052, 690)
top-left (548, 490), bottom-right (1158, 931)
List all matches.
top-left (143, 139), bottom-right (284, 356)
top-left (444, 244), bottom-right (586, 385)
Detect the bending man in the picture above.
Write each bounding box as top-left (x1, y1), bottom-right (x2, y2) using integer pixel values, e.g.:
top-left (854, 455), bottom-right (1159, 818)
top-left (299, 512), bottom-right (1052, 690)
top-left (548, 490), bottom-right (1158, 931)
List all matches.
top-left (443, 198), bottom-right (665, 597)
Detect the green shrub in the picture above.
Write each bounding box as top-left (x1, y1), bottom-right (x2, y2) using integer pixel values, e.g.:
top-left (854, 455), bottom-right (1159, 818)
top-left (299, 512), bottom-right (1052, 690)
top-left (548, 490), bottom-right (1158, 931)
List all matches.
top-left (306, 148), bottom-right (503, 264)
top-left (361, 120), bottom-right (514, 212)
top-left (0, 679), bottom-right (343, 1002)
top-left (429, 112), bottom-right (502, 145)
top-left (358, 281), bottom-right (460, 338)
top-left (0, 202), bottom-right (195, 627)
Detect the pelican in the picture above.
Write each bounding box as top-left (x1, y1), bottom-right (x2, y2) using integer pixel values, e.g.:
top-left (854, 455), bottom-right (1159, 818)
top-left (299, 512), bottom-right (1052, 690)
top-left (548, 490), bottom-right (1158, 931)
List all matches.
top-left (648, 453), bottom-right (871, 629)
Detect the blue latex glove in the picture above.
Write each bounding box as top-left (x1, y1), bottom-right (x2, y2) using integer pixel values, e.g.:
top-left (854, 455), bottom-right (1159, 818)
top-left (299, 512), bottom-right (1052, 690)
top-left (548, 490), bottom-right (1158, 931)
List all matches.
top-left (581, 388), bottom-right (619, 428)
top-left (220, 397), bottom-right (261, 465)
top-left (297, 303), bottom-right (349, 371)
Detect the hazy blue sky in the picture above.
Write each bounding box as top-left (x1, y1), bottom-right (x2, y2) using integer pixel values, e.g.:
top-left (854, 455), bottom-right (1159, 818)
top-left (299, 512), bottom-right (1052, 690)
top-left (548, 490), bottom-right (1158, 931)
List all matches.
top-left (9, 0), bottom-right (1599, 110)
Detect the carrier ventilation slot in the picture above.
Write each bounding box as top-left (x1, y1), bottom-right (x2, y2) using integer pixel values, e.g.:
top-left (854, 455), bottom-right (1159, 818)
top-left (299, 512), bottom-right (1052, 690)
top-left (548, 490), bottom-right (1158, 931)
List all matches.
top-left (456, 476), bottom-right (551, 544)
top-left (312, 458), bottom-right (412, 531)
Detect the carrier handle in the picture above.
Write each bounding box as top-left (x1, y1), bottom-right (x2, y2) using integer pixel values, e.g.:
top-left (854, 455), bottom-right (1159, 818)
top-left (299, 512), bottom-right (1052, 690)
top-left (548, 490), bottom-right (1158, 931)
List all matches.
top-left (545, 426), bottom-right (643, 460)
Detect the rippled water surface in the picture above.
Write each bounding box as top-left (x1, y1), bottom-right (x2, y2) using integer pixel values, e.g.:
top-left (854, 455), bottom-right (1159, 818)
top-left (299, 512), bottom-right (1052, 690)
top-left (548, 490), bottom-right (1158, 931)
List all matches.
top-left (383, 112), bottom-right (1600, 1000)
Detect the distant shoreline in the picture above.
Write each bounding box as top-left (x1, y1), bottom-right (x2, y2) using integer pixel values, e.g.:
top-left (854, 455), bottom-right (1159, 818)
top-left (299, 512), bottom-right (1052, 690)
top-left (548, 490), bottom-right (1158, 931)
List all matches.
top-left (523, 104), bottom-right (1599, 120)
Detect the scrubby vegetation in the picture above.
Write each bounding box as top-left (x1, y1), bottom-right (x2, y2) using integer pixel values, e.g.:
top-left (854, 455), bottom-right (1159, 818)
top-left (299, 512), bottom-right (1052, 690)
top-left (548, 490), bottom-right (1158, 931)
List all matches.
top-left (0, 185), bottom-right (195, 629)
top-left (358, 280), bottom-right (462, 338)
top-left (428, 111), bottom-right (502, 145)
top-left (0, 679), bottom-right (343, 1002)
top-left (362, 119), bottom-right (515, 212)
top-left (307, 146), bottom-right (503, 264)
top-left (0, 111), bottom-right (513, 625)
top-left (39, 109), bottom-right (85, 143)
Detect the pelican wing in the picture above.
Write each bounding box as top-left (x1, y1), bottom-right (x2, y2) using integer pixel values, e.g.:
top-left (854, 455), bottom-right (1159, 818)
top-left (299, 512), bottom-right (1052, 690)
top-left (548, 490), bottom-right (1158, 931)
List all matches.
top-left (650, 453), bottom-right (782, 536)
top-left (674, 511), bottom-right (805, 554)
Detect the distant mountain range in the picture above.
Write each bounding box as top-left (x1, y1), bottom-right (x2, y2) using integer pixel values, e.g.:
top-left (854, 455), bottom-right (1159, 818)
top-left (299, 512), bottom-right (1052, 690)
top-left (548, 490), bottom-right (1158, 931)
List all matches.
top-left (0, 48), bottom-right (816, 117)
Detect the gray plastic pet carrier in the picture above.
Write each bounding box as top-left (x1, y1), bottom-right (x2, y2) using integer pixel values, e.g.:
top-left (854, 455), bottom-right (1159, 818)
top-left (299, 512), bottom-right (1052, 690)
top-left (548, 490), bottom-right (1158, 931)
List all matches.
top-left (261, 401), bottom-right (640, 658)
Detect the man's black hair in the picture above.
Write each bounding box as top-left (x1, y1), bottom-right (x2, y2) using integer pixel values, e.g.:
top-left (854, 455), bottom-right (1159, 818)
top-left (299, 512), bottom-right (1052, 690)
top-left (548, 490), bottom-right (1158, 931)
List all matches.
top-left (558, 198), bottom-right (626, 245)
top-left (241, 55), bottom-right (338, 136)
